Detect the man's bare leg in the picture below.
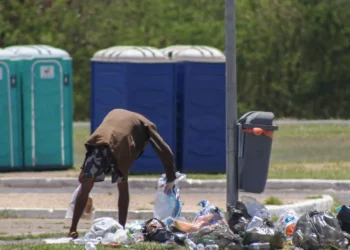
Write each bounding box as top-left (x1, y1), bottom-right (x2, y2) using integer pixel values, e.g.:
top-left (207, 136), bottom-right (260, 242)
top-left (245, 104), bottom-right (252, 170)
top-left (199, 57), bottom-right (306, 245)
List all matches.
top-left (117, 181), bottom-right (129, 228)
top-left (69, 176), bottom-right (94, 235)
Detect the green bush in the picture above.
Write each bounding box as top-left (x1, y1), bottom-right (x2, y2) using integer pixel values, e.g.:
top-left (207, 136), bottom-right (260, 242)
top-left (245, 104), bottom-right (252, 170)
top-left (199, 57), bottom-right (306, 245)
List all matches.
top-left (0, 0), bottom-right (349, 120)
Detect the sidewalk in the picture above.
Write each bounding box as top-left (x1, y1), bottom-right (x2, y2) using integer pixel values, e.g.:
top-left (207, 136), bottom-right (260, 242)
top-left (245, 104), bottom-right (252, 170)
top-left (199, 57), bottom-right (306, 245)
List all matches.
top-left (2, 174), bottom-right (350, 190)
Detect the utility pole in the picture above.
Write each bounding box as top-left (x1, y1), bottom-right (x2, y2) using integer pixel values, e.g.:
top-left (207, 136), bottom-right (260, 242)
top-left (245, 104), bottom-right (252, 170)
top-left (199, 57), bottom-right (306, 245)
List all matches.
top-left (225, 0), bottom-right (239, 216)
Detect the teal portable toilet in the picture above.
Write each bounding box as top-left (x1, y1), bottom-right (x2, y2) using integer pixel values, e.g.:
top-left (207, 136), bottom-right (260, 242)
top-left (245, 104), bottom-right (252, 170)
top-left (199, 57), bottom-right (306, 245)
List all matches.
top-left (4, 45), bottom-right (73, 170)
top-left (0, 49), bottom-right (23, 170)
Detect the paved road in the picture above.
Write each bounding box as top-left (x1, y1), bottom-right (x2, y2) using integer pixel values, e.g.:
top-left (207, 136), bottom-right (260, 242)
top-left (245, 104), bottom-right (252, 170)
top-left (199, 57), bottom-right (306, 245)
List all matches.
top-left (73, 120), bottom-right (350, 127)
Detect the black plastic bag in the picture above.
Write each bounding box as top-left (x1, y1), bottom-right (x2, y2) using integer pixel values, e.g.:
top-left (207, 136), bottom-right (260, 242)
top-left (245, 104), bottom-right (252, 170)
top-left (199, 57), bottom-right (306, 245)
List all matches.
top-left (190, 220), bottom-right (244, 249)
top-left (337, 205), bottom-right (350, 234)
top-left (142, 218), bottom-right (173, 243)
top-left (243, 219), bottom-right (285, 249)
top-left (293, 210), bottom-right (349, 250)
top-left (228, 201), bottom-right (252, 234)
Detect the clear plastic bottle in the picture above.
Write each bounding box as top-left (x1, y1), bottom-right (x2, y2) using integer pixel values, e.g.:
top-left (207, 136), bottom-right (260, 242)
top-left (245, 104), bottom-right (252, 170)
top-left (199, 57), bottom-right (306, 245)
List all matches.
top-left (205, 244), bottom-right (219, 250)
top-left (85, 242), bottom-right (97, 250)
top-left (197, 243), bottom-right (205, 250)
top-left (133, 232), bottom-right (144, 242)
top-left (185, 239), bottom-right (197, 250)
top-left (248, 242), bottom-right (270, 250)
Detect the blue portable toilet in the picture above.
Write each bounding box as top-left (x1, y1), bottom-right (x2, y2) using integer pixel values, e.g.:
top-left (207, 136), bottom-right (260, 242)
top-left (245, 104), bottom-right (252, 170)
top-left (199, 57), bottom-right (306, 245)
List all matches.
top-left (161, 45), bottom-right (226, 173)
top-left (0, 49), bottom-right (23, 170)
top-left (91, 46), bottom-right (176, 174)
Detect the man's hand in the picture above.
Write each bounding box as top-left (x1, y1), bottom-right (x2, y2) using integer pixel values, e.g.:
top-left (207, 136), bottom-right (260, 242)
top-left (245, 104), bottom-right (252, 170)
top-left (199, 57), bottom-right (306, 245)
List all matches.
top-left (163, 181), bottom-right (175, 195)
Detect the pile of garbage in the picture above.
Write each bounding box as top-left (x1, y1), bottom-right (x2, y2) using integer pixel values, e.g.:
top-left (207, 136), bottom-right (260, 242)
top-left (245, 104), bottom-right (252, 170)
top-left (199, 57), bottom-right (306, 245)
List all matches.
top-left (45, 173), bottom-right (350, 249)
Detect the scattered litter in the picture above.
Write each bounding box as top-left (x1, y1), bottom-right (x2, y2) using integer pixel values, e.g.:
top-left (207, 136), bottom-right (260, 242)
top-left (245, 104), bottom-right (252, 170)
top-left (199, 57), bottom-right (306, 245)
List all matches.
top-left (275, 208), bottom-right (299, 239)
top-left (42, 237), bottom-right (72, 244)
top-left (337, 205), bottom-right (350, 234)
top-left (45, 178), bottom-right (350, 249)
top-left (241, 196), bottom-right (270, 220)
top-left (65, 184), bottom-right (96, 220)
top-left (154, 172), bottom-right (186, 220)
top-left (293, 210), bottom-right (349, 250)
top-left (85, 241), bottom-right (97, 250)
top-left (142, 218), bottom-right (173, 243)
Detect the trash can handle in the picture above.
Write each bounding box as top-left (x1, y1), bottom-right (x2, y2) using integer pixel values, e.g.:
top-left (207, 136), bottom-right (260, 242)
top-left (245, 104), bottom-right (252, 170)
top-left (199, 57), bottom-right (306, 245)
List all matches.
top-left (243, 127), bottom-right (274, 139)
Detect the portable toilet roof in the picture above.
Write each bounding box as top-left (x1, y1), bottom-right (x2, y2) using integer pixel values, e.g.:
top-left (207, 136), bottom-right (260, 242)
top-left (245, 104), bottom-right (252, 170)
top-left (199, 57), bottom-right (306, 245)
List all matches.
top-left (92, 46), bottom-right (169, 63)
top-left (4, 45), bottom-right (70, 59)
top-left (160, 45), bottom-right (192, 57)
top-left (161, 45), bottom-right (225, 62)
top-left (0, 49), bottom-right (20, 60)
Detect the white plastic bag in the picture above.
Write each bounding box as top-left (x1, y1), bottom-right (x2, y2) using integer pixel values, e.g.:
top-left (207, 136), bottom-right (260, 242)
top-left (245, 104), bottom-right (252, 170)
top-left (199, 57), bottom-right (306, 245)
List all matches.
top-left (65, 184), bottom-right (96, 220)
top-left (154, 172), bottom-right (186, 220)
top-left (90, 217), bottom-right (123, 238)
top-left (43, 237), bottom-right (73, 244)
top-left (276, 208), bottom-right (299, 238)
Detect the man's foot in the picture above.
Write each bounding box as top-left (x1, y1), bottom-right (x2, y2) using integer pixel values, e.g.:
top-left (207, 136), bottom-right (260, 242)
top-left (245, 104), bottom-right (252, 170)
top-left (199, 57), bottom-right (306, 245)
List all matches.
top-left (67, 231), bottom-right (79, 239)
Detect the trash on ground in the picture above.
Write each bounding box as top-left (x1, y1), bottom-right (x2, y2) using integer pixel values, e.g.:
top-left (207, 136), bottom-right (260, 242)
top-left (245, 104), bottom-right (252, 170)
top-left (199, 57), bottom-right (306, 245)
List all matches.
top-left (241, 196), bottom-right (270, 220)
top-left (45, 177), bottom-right (350, 249)
top-left (42, 237), bottom-right (73, 244)
top-left (154, 172), bottom-right (186, 220)
top-left (65, 184), bottom-right (96, 221)
top-left (293, 210), bottom-right (349, 250)
top-left (275, 208), bottom-right (299, 239)
top-left (337, 205), bottom-right (350, 234)
top-left (142, 218), bottom-right (173, 243)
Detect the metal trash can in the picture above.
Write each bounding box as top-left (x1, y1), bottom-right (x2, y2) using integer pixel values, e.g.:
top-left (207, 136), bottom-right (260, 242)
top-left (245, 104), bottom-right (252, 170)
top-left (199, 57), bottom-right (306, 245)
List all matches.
top-left (237, 111), bottom-right (279, 193)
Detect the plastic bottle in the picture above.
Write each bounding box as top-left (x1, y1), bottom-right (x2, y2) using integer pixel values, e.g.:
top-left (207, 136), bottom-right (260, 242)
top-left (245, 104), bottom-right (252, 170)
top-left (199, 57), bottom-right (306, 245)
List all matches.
top-left (248, 242), bottom-right (270, 250)
top-left (197, 243), bottom-right (205, 250)
top-left (205, 245), bottom-right (219, 250)
top-left (85, 242), bottom-right (97, 250)
top-left (277, 209), bottom-right (298, 238)
top-left (185, 239), bottom-right (197, 250)
top-left (133, 232), bottom-right (144, 242)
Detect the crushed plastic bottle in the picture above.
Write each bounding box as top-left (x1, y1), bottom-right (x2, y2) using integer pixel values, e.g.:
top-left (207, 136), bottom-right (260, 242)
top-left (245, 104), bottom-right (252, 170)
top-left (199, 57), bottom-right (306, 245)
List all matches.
top-left (85, 242), bottom-right (97, 250)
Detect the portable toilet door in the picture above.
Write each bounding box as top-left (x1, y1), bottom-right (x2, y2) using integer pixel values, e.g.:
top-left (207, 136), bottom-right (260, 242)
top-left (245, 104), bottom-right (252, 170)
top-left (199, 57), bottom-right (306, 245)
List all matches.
top-left (4, 45), bottom-right (73, 170)
top-left (91, 46), bottom-right (176, 174)
top-left (162, 45), bottom-right (226, 173)
top-left (0, 50), bottom-right (23, 170)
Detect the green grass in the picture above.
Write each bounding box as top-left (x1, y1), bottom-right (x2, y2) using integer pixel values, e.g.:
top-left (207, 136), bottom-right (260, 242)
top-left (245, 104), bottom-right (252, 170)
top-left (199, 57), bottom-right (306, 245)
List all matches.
top-left (0, 242), bottom-right (182, 250)
top-left (307, 195), bottom-right (323, 199)
top-left (0, 233), bottom-right (66, 241)
top-left (0, 210), bottom-right (20, 219)
top-left (70, 123), bottom-right (350, 180)
top-left (264, 196), bottom-right (283, 205)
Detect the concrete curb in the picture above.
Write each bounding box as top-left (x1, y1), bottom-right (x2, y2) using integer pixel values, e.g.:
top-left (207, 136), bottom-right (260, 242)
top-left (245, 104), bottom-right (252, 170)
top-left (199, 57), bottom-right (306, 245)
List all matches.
top-left (0, 195), bottom-right (333, 220)
top-left (1, 177), bottom-right (350, 190)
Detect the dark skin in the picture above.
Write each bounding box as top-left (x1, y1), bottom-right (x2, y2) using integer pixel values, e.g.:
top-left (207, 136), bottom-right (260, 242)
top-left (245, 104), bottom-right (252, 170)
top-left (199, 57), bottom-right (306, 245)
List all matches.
top-left (69, 170), bottom-right (130, 235)
top-left (69, 170), bottom-right (173, 237)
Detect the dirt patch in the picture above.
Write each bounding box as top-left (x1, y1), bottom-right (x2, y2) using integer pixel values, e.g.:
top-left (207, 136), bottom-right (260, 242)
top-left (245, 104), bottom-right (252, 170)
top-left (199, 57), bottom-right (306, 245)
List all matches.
top-left (0, 218), bottom-right (92, 237)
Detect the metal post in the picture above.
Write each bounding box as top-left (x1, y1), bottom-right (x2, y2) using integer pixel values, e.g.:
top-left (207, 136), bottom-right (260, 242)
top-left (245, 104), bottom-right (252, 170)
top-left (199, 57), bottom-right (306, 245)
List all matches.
top-left (225, 0), bottom-right (238, 216)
